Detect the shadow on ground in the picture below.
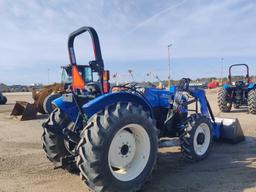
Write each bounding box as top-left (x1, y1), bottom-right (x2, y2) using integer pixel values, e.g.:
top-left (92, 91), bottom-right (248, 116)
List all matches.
top-left (36, 114), bottom-right (49, 120)
top-left (142, 137), bottom-right (256, 192)
top-left (230, 106), bottom-right (249, 114)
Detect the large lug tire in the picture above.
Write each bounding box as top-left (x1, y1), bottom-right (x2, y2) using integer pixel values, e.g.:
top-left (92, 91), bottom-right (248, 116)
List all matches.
top-left (217, 88), bottom-right (232, 112)
top-left (248, 89), bottom-right (256, 114)
top-left (180, 114), bottom-right (213, 161)
top-left (0, 96), bottom-right (7, 105)
top-left (42, 108), bottom-right (76, 172)
top-left (43, 93), bottom-right (61, 114)
top-left (77, 102), bottom-right (158, 192)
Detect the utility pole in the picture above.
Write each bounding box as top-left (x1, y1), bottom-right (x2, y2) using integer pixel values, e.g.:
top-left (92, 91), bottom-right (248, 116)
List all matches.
top-left (167, 44), bottom-right (172, 86)
top-left (47, 68), bottom-right (50, 84)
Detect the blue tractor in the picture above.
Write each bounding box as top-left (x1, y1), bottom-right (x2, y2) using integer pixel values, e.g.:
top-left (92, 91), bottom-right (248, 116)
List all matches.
top-left (42, 26), bottom-right (244, 192)
top-left (218, 64), bottom-right (256, 114)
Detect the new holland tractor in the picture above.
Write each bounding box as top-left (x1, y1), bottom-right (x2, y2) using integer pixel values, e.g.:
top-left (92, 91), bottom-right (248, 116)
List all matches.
top-left (218, 64), bottom-right (256, 114)
top-left (42, 26), bottom-right (244, 192)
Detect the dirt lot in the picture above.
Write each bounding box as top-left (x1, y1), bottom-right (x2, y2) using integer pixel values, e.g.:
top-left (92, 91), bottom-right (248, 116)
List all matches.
top-left (0, 91), bottom-right (255, 192)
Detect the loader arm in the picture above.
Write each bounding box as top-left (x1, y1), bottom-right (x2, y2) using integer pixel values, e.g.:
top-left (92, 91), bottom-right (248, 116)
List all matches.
top-left (177, 78), bottom-right (214, 120)
top-left (190, 88), bottom-right (244, 143)
top-left (175, 78), bottom-right (244, 143)
top-left (188, 88), bottom-right (221, 138)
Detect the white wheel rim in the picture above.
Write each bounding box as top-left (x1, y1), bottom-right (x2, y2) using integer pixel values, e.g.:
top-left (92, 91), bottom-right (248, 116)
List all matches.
top-left (193, 123), bottom-right (211, 156)
top-left (108, 124), bottom-right (150, 181)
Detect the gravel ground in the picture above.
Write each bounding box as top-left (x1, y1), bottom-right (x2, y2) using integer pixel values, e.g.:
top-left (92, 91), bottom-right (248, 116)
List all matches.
top-left (0, 90), bottom-right (255, 192)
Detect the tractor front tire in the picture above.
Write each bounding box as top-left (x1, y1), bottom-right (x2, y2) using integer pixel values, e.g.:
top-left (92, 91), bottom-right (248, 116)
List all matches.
top-left (248, 89), bottom-right (256, 114)
top-left (218, 88), bottom-right (232, 112)
top-left (77, 102), bottom-right (158, 192)
top-left (180, 114), bottom-right (213, 161)
top-left (42, 108), bottom-right (76, 172)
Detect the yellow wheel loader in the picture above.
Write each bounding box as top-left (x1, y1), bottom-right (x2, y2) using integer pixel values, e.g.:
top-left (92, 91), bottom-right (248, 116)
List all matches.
top-left (10, 83), bottom-right (64, 120)
top-left (11, 65), bottom-right (89, 120)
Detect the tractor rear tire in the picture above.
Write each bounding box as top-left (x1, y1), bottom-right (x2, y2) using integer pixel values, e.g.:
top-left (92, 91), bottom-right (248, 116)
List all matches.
top-left (77, 102), bottom-right (158, 192)
top-left (180, 114), bottom-right (213, 161)
top-left (42, 108), bottom-right (76, 172)
top-left (248, 89), bottom-right (256, 114)
top-left (0, 96), bottom-right (7, 105)
top-left (218, 88), bottom-right (232, 112)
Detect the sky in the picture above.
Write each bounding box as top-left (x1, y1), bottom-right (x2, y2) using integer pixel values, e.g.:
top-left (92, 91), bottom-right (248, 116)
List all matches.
top-left (0, 0), bottom-right (256, 85)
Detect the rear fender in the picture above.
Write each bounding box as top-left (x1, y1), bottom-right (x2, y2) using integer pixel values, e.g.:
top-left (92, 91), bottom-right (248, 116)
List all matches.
top-left (248, 83), bottom-right (256, 89)
top-left (52, 92), bottom-right (153, 123)
top-left (52, 96), bottom-right (79, 122)
top-left (223, 83), bottom-right (230, 89)
top-left (82, 92), bottom-right (153, 119)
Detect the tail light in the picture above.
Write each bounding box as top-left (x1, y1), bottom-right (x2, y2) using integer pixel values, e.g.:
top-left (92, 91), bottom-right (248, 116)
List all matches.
top-left (103, 70), bottom-right (110, 93)
top-left (103, 70), bottom-right (110, 81)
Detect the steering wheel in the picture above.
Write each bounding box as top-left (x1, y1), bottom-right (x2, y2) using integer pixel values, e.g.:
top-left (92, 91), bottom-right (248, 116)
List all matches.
top-left (178, 78), bottom-right (191, 91)
top-left (85, 82), bottom-right (102, 96)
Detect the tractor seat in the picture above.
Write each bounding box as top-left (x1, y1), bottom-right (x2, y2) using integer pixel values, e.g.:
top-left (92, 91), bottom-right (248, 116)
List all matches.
top-left (235, 81), bottom-right (246, 87)
top-left (85, 82), bottom-right (102, 96)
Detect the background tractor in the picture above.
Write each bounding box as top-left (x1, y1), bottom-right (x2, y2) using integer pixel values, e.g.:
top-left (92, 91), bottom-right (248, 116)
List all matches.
top-left (0, 92), bottom-right (7, 105)
top-left (218, 64), bottom-right (256, 114)
top-left (42, 26), bottom-right (244, 192)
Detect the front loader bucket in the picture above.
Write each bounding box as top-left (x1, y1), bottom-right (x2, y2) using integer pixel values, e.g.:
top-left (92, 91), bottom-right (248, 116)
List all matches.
top-left (10, 101), bottom-right (37, 121)
top-left (215, 117), bottom-right (245, 144)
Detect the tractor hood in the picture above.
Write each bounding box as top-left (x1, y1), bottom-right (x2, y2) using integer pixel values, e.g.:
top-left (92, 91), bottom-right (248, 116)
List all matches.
top-left (143, 88), bottom-right (173, 108)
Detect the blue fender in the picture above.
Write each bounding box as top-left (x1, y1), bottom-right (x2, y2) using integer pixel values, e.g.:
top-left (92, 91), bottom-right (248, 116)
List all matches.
top-left (223, 83), bottom-right (230, 89)
top-left (52, 95), bottom-right (81, 122)
top-left (52, 92), bottom-right (153, 123)
top-left (82, 92), bottom-right (153, 118)
top-left (248, 83), bottom-right (256, 89)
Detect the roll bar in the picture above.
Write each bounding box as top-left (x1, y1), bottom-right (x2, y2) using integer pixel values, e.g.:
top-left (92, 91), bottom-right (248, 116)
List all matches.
top-left (67, 26), bottom-right (104, 74)
top-left (228, 64), bottom-right (250, 83)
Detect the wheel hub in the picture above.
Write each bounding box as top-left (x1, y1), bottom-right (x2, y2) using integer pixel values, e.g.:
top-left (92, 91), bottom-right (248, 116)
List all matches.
top-left (193, 123), bottom-right (211, 156)
top-left (121, 144), bottom-right (129, 156)
top-left (108, 124), bottom-right (150, 182)
top-left (109, 129), bottom-right (136, 169)
top-left (197, 133), bottom-right (205, 145)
